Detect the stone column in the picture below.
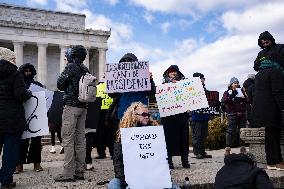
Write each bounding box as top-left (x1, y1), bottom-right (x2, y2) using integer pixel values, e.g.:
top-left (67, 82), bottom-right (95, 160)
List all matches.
top-left (59, 45), bottom-right (68, 73)
top-left (83, 47), bottom-right (90, 69)
top-left (13, 41), bottom-right (24, 67)
top-left (37, 43), bottom-right (48, 85)
top-left (98, 48), bottom-right (107, 81)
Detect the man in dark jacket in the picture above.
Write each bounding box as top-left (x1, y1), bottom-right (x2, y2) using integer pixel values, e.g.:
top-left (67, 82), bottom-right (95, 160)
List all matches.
top-left (254, 31), bottom-right (284, 72)
top-left (0, 47), bottom-right (32, 188)
top-left (214, 151), bottom-right (274, 189)
top-left (242, 74), bottom-right (255, 128)
top-left (54, 45), bottom-right (89, 182)
top-left (191, 72), bottom-right (212, 159)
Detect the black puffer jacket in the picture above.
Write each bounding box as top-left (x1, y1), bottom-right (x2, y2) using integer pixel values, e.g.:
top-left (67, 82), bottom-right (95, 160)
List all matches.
top-left (57, 62), bottom-right (89, 108)
top-left (214, 154), bottom-right (274, 189)
top-left (254, 31), bottom-right (284, 71)
top-left (0, 60), bottom-right (32, 134)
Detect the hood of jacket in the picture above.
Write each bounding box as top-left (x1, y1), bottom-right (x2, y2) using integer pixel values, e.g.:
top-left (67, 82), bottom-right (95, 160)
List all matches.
top-left (0, 59), bottom-right (18, 80)
top-left (258, 31), bottom-right (276, 49)
top-left (18, 63), bottom-right (37, 77)
top-left (119, 53), bottom-right (138, 63)
top-left (162, 65), bottom-right (185, 81)
top-left (224, 153), bottom-right (254, 165)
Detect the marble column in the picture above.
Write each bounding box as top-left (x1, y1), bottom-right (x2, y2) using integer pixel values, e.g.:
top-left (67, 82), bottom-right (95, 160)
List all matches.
top-left (83, 47), bottom-right (90, 69)
top-left (98, 48), bottom-right (107, 81)
top-left (13, 41), bottom-right (24, 67)
top-left (37, 43), bottom-right (48, 85)
top-left (59, 45), bottom-right (68, 73)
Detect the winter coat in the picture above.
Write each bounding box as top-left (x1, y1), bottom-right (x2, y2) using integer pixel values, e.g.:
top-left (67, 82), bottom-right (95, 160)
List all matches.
top-left (48, 91), bottom-right (64, 126)
top-left (254, 31), bottom-right (284, 72)
top-left (0, 60), bottom-right (32, 134)
top-left (252, 68), bottom-right (284, 128)
top-left (57, 62), bottom-right (89, 108)
top-left (242, 78), bottom-right (255, 103)
top-left (214, 153), bottom-right (273, 189)
top-left (222, 88), bottom-right (247, 114)
top-left (161, 65), bottom-right (189, 156)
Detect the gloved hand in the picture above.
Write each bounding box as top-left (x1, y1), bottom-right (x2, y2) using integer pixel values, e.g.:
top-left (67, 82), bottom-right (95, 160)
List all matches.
top-left (229, 90), bottom-right (238, 99)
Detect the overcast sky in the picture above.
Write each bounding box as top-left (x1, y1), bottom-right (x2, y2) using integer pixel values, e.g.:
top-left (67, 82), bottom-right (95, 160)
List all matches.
top-left (2, 0), bottom-right (284, 96)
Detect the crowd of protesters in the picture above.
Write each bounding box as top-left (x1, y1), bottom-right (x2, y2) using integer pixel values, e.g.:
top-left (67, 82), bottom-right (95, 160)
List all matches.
top-left (0, 30), bottom-right (283, 188)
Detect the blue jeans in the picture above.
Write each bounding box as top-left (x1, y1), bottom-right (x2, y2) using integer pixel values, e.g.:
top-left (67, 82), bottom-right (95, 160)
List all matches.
top-left (0, 132), bottom-right (22, 185)
top-left (108, 178), bottom-right (181, 189)
top-left (226, 113), bottom-right (246, 147)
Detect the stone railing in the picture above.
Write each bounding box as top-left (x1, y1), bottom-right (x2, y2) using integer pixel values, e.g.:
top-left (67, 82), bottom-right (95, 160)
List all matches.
top-left (240, 127), bottom-right (284, 164)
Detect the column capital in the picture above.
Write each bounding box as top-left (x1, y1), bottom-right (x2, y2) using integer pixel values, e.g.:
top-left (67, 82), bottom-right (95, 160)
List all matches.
top-left (59, 44), bottom-right (70, 49)
top-left (37, 42), bottom-right (48, 47)
top-left (98, 47), bottom-right (108, 51)
top-left (12, 40), bottom-right (24, 46)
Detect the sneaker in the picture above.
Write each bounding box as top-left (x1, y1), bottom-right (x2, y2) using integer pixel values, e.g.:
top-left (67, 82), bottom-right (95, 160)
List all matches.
top-left (34, 163), bottom-right (43, 172)
top-left (276, 164), bottom-right (284, 171)
top-left (224, 147), bottom-right (231, 156)
top-left (195, 154), bottom-right (204, 159)
top-left (50, 146), bottom-right (56, 154)
top-left (59, 147), bottom-right (64, 154)
top-left (202, 153), bottom-right (212, 158)
top-left (86, 164), bottom-right (94, 170)
top-left (267, 165), bottom-right (278, 170)
top-left (54, 174), bottom-right (75, 182)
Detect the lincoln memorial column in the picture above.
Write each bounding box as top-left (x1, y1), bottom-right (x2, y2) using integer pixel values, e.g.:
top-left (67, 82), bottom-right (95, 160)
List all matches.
top-left (98, 48), bottom-right (107, 81)
top-left (37, 43), bottom-right (48, 85)
top-left (83, 47), bottom-right (90, 69)
top-left (59, 45), bottom-right (68, 73)
top-left (13, 41), bottom-right (24, 67)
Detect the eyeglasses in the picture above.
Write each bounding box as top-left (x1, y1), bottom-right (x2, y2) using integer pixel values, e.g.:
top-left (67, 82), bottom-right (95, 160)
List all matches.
top-left (135, 112), bottom-right (150, 117)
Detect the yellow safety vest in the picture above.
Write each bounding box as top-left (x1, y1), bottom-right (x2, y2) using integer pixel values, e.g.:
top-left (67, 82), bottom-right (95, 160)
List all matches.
top-left (96, 83), bottom-right (113, 110)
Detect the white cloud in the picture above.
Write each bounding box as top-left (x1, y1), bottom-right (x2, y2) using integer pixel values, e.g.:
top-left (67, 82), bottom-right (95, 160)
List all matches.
top-left (27, 0), bottom-right (48, 6)
top-left (143, 12), bottom-right (154, 24)
top-left (104, 0), bottom-right (119, 6)
top-left (53, 0), bottom-right (87, 13)
top-left (161, 22), bottom-right (171, 34)
top-left (222, 2), bottom-right (284, 35)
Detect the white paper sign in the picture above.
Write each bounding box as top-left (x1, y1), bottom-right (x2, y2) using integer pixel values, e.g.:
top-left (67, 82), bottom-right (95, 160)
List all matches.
top-left (121, 126), bottom-right (172, 189)
top-left (236, 88), bottom-right (244, 98)
top-left (105, 61), bottom-right (151, 93)
top-left (29, 83), bottom-right (54, 111)
top-left (22, 91), bottom-right (49, 139)
top-left (155, 78), bottom-right (209, 117)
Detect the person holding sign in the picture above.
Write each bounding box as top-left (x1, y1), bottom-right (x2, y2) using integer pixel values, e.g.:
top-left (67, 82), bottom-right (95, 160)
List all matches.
top-left (222, 77), bottom-right (248, 156)
top-left (54, 45), bottom-right (89, 182)
top-left (0, 47), bottom-right (32, 188)
top-left (16, 63), bottom-right (45, 173)
top-left (160, 65), bottom-right (191, 169)
top-left (108, 102), bottom-right (180, 189)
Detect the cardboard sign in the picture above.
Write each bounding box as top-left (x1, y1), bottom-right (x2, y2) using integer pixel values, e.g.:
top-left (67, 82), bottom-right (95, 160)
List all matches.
top-left (155, 78), bottom-right (208, 117)
top-left (105, 61), bottom-right (151, 93)
top-left (22, 91), bottom-right (49, 139)
top-left (120, 126), bottom-right (172, 189)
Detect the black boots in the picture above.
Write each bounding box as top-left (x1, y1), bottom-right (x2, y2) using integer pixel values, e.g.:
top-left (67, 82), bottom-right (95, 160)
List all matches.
top-left (181, 156), bottom-right (190, 169)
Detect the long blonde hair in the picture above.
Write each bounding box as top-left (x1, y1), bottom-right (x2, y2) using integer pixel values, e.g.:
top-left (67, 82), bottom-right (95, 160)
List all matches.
top-left (116, 102), bottom-right (158, 141)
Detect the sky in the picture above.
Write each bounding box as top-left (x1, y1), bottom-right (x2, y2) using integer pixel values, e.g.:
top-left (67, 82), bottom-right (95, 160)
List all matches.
top-left (2, 0), bottom-right (284, 95)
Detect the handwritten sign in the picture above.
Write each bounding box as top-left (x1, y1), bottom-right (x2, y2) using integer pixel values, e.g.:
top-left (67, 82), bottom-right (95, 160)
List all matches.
top-left (155, 78), bottom-right (208, 117)
top-left (22, 91), bottom-right (49, 139)
top-left (121, 126), bottom-right (172, 189)
top-left (29, 83), bottom-right (54, 111)
top-left (105, 61), bottom-right (151, 93)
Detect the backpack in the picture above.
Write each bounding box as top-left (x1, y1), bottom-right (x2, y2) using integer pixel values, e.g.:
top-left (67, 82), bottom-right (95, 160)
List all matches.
top-left (78, 72), bottom-right (97, 102)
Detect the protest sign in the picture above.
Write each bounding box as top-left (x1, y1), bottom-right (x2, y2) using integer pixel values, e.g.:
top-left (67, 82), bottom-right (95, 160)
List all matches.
top-left (22, 91), bottom-right (49, 139)
top-left (155, 78), bottom-right (208, 117)
top-left (29, 83), bottom-right (54, 111)
top-left (105, 61), bottom-right (151, 93)
top-left (120, 126), bottom-right (172, 189)
top-left (193, 91), bottom-right (220, 115)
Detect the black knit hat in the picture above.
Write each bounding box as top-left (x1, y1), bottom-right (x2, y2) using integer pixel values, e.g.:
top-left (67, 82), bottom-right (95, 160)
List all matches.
top-left (70, 45), bottom-right (87, 63)
top-left (258, 31), bottom-right (275, 49)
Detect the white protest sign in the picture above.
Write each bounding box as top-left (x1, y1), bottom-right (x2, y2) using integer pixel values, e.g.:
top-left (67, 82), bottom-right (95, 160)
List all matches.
top-left (236, 88), bottom-right (244, 98)
top-left (121, 126), bottom-right (172, 189)
top-left (29, 83), bottom-right (54, 111)
top-left (155, 78), bottom-right (208, 117)
top-left (22, 91), bottom-right (49, 139)
top-left (105, 61), bottom-right (151, 93)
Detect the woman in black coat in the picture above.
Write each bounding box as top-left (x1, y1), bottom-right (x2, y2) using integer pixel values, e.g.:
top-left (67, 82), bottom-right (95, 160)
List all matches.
top-left (0, 47), bottom-right (32, 188)
top-left (252, 58), bottom-right (284, 170)
top-left (161, 65), bottom-right (190, 169)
